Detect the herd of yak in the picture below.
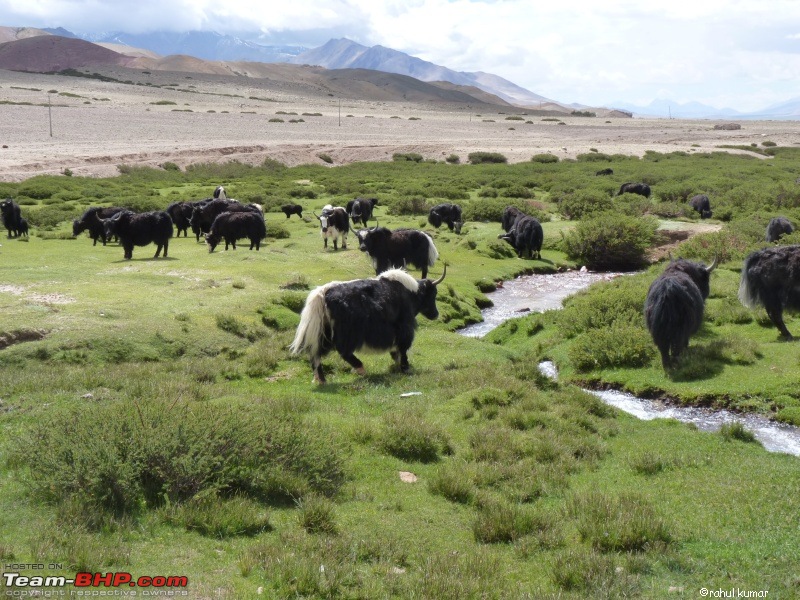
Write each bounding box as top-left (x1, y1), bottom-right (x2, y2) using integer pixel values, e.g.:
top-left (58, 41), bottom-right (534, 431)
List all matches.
top-left (2, 182), bottom-right (800, 382)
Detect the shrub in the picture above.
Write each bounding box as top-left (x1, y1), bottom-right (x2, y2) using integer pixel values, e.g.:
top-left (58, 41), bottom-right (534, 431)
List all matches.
top-left (380, 412), bottom-right (452, 463)
top-left (719, 422), bottom-right (757, 443)
top-left (161, 162), bottom-right (180, 171)
top-left (317, 153), bottom-right (333, 164)
top-left (392, 152), bottom-right (424, 163)
top-left (428, 462), bottom-right (476, 504)
top-left (531, 153), bottom-right (559, 163)
top-left (445, 154), bottom-right (460, 164)
top-left (562, 212), bottom-right (658, 271)
top-left (559, 190), bottom-right (613, 219)
top-left (296, 494), bottom-right (338, 535)
top-left (163, 494), bottom-right (271, 537)
top-left (568, 491), bottom-right (674, 552)
top-left (568, 323), bottom-right (655, 371)
top-left (468, 152), bottom-right (508, 164)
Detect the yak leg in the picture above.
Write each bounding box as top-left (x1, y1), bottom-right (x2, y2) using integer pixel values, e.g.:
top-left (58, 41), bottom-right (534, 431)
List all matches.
top-left (311, 356), bottom-right (326, 384)
top-left (765, 304), bottom-right (794, 339)
top-left (324, 237), bottom-right (328, 249)
top-left (333, 238), bottom-right (338, 250)
top-left (341, 235), bottom-right (347, 249)
top-left (339, 352), bottom-right (366, 375)
top-left (154, 244), bottom-right (163, 258)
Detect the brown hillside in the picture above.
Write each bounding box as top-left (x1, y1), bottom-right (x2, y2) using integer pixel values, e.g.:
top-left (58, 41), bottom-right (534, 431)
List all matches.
top-left (0, 36), bottom-right (134, 72)
top-left (0, 26), bottom-right (51, 44)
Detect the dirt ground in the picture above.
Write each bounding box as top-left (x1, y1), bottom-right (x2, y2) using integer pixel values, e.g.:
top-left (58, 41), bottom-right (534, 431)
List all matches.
top-left (2, 67), bottom-right (800, 182)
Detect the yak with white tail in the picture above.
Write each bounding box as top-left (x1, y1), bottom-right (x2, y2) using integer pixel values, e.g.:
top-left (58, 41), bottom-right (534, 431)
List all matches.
top-left (290, 266), bottom-right (446, 383)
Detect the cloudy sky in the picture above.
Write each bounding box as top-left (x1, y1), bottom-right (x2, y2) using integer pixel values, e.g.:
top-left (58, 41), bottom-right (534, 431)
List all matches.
top-left (2, 0), bottom-right (800, 112)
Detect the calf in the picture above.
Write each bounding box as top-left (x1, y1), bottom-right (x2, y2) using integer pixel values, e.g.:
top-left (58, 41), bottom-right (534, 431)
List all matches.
top-left (72, 206), bottom-right (126, 246)
top-left (290, 266), bottom-right (446, 383)
top-left (499, 215), bottom-right (543, 259)
top-left (357, 226), bottom-right (439, 278)
top-left (766, 216), bottom-right (794, 243)
top-left (1, 198), bottom-right (22, 238)
top-left (102, 210), bottom-right (174, 260)
top-left (205, 211), bottom-right (267, 252)
top-left (428, 203), bottom-right (463, 233)
top-left (17, 217), bottom-right (28, 237)
top-left (689, 194), bottom-right (713, 219)
top-left (346, 197), bottom-right (378, 227)
top-left (280, 204), bottom-right (303, 219)
top-left (315, 205), bottom-right (350, 250)
top-left (645, 257), bottom-right (717, 368)
top-left (618, 182), bottom-right (651, 198)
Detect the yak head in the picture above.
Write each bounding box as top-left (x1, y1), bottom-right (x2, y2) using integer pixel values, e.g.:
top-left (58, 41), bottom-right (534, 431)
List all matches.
top-left (204, 232), bottom-right (221, 252)
top-left (356, 223), bottom-right (388, 253)
top-left (664, 255), bottom-right (718, 299)
top-left (102, 210), bottom-right (130, 239)
top-left (416, 265), bottom-right (447, 320)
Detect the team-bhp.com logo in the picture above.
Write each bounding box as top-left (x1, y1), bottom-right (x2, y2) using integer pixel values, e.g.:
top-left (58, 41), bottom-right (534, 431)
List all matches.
top-left (3, 571), bottom-right (189, 596)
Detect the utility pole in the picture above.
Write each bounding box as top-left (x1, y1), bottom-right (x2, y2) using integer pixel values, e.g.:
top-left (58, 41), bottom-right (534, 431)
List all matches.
top-left (48, 94), bottom-right (53, 137)
top-left (338, 99), bottom-right (341, 126)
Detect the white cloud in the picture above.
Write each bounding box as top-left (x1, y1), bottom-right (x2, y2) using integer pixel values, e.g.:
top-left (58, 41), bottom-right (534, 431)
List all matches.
top-left (2, 0), bottom-right (800, 111)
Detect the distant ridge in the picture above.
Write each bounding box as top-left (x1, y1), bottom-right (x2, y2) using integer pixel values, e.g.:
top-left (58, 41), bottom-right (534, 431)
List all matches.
top-left (292, 38), bottom-right (561, 109)
top-left (0, 35), bottom-right (134, 72)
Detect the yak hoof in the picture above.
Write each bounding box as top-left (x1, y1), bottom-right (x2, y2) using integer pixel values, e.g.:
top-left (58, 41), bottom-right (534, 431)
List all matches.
top-left (355, 366), bottom-right (366, 376)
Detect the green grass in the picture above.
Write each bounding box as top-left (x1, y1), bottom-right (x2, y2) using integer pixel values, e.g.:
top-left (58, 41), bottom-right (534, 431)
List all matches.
top-left (1, 157), bottom-right (800, 597)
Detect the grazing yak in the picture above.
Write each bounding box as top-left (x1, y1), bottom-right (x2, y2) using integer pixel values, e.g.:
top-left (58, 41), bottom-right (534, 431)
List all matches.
top-left (501, 206), bottom-right (527, 233)
top-left (165, 201), bottom-right (199, 237)
top-left (645, 257), bottom-right (717, 369)
top-left (280, 204), bottom-right (303, 219)
top-left (766, 216), bottom-right (794, 242)
top-left (428, 203), bottom-right (463, 233)
top-left (189, 199), bottom-right (261, 242)
top-left (595, 168), bottom-right (614, 176)
top-left (689, 194), bottom-right (713, 219)
top-left (739, 245), bottom-right (800, 338)
top-left (315, 205), bottom-right (350, 250)
top-left (72, 206), bottom-right (126, 246)
top-left (205, 211), bottom-right (267, 252)
top-left (346, 197), bottom-right (378, 227)
top-left (357, 226), bottom-right (439, 279)
top-left (17, 218), bottom-right (28, 237)
top-left (499, 215), bottom-right (543, 259)
top-left (1, 198), bottom-right (22, 238)
top-left (290, 266), bottom-right (446, 383)
top-left (102, 210), bottom-right (174, 260)
top-left (618, 182), bottom-right (651, 198)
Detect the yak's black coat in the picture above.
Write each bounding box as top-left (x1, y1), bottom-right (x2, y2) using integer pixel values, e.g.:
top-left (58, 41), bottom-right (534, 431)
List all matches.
top-left (618, 182), bottom-right (651, 198)
top-left (499, 215), bottom-right (543, 259)
top-left (358, 227), bottom-right (437, 278)
top-left (72, 206), bottom-right (125, 246)
top-left (205, 211), bottom-right (267, 251)
top-left (103, 210), bottom-right (174, 259)
top-left (428, 203), bottom-right (463, 232)
top-left (346, 197), bottom-right (378, 227)
top-left (765, 216), bottom-right (794, 243)
top-left (1, 198), bottom-right (22, 238)
top-left (689, 194), bottom-right (713, 219)
top-left (739, 245), bottom-right (800, 338)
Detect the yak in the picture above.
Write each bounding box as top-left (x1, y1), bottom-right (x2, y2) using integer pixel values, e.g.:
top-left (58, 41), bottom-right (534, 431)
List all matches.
top-left (165, 201), bottom-right (197, 237)
top-left (102, 210), bottom-right (174, 260)
top-left (689, 194), bottom-right (713, 219)
top-left (501, 206), bottom-right (526, 233)
top-left (357, 226), bottom-right (439, 279)
top-left (290, 266), bottom-right (446, 383)
top-left (618, 182), bottom-right (651, 198)
top-left (190, 199), bottom-right (261, 242)
top-left (315, 205), bottom-right (350, 250)
top-left (213, 186), bottom-right (227, 200)
top-left (346, 197), bottom-right (378, 227)
top-left (205, 211), bottom-right (267, 252)
top-left (1, 198), bottom-right (22, 238)
top-left (72, 206), bottom-right (126, 246)
top-left (766, 216), bottom-right (794, 243)
top-left (428, 203), bottom-right (463, 233)
top-left (595, 168), bottom-right (614, 176)
top-left (739, 245), bottom-right (800, 338)
top-left (645, 257), bottom-right (717, 369)
top-left (17, 217), bottom-right (28, 237)
top-left (280, 204), bottom-right (303, 219)
top-left (499, 215), bottom-right (543, 259)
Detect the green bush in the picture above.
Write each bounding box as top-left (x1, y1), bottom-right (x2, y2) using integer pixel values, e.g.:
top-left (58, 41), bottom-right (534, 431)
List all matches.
top-left (163, 494), bottom-right (271, 537)
top-left (392, 152), bottom-right (424, 163)
top-left (380, 412), bottom-right (452, 463)
top-left (445, 154), bottom-right (460, 164)
top-left (568, 322), bottom-right (655, 371)
top-left (531, 153), bottom-right (559, 163)
top-left (296, 494), bottom-right (338, 535)
top-left (468, 152), bottom-right (508, 164)
top-left (559, 190), bottom-right (613, 219)
top-left (562, 212), bottom-right (657, 271)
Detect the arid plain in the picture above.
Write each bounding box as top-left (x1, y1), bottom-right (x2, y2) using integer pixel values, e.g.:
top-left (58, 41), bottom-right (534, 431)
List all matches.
top-left (2, 66), bottom-right (800, 182)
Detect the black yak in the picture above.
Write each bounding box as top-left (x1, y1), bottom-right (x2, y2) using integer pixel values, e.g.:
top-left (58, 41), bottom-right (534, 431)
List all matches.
top-left (498, 215), bottom-right (543, 259)
top-left (356, 226), bottom-right (439, 279)
top-left (689, 194), bottom-right (713, 219)
top-left (765, 216), bottom-right (794, 243)
top-left (314, 205), bottom-right (350, 250)
top-left (739, 245), bottom-right (800, 338)
top-left (72, 206), bottom-right (126, 246)
top-left (346, 197), bottom-right (378, 227)
top-left (428, 203), bottom-right (463, 233)
top-left (618, 182), bottom-right (651, 198)
top-left (645, 257), bottom-right (717, 368)
top-left (1, 198), bottom-right (22, 238)
top-left (280, 204), bottom-right (303, 219)
top-left (290, 266), bottom-right (446, 383)
top-left (189, 199), bottom-right (260, 242)
top-left (102, 210), bottom-right (174, 260)
top-left (205, 211), bottom-right (267, 252)
top-left (165, 201), bottom-right (197, 237)
top-left (17, 217), bottom-right (28, 237)
top-left (595, 168), bottom-right (614, 176)
top-left (501, 205), bottom-right (526, 233)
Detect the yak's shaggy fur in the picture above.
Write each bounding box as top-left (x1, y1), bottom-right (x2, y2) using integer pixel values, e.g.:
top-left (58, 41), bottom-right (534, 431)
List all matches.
top-left (739, 244), bottom-right (800, 338)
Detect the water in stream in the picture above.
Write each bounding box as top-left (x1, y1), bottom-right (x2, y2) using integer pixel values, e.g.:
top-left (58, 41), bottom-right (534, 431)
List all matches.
top-left (459, 271), bottom-right (800, 457)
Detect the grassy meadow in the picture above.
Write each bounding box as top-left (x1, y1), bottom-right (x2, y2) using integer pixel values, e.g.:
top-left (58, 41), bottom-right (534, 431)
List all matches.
top-left (1, 150), bottom-right (800, 598)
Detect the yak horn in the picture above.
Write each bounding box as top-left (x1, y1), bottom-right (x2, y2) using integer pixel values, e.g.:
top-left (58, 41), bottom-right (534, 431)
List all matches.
top-left (431, 263), bottom-right (447, 286)
top-left (313, 211), bottom-right (320, 220)
top-left (706, 255), bottom-right (719, 273)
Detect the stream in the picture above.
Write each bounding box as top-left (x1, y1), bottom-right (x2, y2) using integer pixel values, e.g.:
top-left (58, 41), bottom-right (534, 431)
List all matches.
top-left (459, 270), bottom-right (800, 456)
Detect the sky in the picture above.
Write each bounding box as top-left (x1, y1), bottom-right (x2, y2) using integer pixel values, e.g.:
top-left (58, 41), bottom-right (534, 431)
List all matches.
top-left (2, 0), bottom-right (800, 112)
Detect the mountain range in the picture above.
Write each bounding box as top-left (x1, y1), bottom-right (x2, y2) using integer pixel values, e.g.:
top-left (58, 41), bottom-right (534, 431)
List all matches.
top-left (3, 26), bottom-right (800, 118)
